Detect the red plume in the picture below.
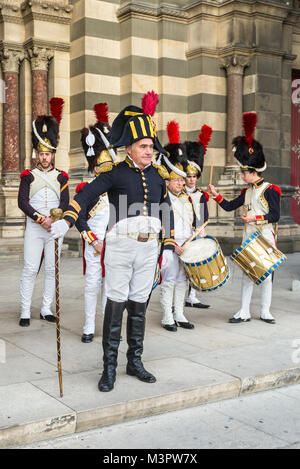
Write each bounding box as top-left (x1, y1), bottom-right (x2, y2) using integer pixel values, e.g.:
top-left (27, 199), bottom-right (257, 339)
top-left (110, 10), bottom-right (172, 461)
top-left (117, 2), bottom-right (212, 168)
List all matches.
top-left (49, 97), bottom-right (64, 125)
top-left (243, 112), bottom-right (257, 148)
top-left (94, 103), bottom-right (109, 123)
top-left (141, 90), bottom-right (159, 116)
top-left (198, 125), bottom-right (213, 154)
top-left (167, 120), bottom-right (180, 144)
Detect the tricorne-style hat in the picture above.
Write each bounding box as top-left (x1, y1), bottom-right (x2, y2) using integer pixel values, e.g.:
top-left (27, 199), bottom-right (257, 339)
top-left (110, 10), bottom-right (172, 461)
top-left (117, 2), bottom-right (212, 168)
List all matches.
top-left (185, 125), bottom-right (213, 177)
top-left (32, 97), bottom-right (64, 154)
top-left (233, 112), bottom-right (266, 172)
top-left (109, 90), bottom-right (166, 155)
top-left (81, 102), bottom-right (117, 174)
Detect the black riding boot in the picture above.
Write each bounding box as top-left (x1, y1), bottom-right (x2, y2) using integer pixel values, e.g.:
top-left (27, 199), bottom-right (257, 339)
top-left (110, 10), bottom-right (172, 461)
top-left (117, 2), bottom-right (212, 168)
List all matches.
top-left (126, 299), bottom-right (156, 383)
top-left (98, 298), bottom-right (126, 392)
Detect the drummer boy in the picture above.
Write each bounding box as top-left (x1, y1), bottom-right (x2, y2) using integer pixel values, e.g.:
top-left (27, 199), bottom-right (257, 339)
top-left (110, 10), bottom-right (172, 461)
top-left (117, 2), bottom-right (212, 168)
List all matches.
top-left (184, 124), bottom-right (212, 309)
top-left (208, 113), bottom-right (281, 325)
top-left (158, 121), bottom-right (198, 331)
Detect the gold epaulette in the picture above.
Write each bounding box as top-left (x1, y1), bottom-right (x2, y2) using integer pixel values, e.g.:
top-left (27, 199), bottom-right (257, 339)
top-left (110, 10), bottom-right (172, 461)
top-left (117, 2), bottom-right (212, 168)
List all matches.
top-left (152, 163), bottom-right (170, 180)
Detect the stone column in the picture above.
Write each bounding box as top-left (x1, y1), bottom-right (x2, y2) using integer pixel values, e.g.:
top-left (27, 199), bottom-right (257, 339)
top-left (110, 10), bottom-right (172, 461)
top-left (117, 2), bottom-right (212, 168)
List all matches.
top-left (28, 47), bottom-right (54, 119)
top-left (0, 48), bottom-right (25, 238)
top-left (0, 48), bottom-right (24, 176)
top-left (219, 54), bottom-right (250, 184)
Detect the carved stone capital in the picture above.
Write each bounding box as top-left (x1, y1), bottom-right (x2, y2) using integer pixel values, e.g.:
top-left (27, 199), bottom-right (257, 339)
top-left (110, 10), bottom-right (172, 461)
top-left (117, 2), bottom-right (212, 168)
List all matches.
top-left (220, 54), bottom-right (250, 76)
top-left (0, 48), bottom-right (24, 73)
top-left (21, 0), bottom-right (73, 25)
top-left (27, 46), bottom-right (53, 71)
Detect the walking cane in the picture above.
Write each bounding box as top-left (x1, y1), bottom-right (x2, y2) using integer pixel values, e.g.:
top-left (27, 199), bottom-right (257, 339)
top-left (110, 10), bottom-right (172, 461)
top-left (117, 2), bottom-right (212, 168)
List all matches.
top-left (50, 208), bottom-right (64, 397)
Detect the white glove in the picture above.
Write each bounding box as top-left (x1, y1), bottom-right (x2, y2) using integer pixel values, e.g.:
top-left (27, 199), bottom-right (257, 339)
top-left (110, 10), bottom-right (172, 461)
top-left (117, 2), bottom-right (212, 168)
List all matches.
top-left (161, 249), bottom-right (174, 271)
top-left (51, 219), bottom-right (69, 239)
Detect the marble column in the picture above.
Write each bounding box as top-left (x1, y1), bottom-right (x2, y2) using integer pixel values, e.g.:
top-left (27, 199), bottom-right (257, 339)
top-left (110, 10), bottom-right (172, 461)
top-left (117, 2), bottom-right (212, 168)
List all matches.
top-left (0, 48), bottom-right (24, 176)
top-left (28, 47), bottom-right (53, 119)
top-left (219, 54), bottom-right (250, 184)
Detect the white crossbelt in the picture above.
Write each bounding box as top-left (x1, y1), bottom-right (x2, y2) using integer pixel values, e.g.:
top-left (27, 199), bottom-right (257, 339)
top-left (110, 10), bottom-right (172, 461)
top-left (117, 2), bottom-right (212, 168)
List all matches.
top-left (31, 168), bottom-right (61, 198)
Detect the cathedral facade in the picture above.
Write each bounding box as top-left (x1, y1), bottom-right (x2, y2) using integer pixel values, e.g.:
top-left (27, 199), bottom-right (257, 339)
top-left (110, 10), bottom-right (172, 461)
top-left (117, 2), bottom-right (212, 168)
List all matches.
top-left (1, 0), bottom-right (300, 251)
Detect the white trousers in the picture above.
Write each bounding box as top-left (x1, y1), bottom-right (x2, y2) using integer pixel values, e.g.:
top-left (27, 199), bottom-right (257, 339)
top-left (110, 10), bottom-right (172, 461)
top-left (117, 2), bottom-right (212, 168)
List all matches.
top-left (186, 287), bottom-right (200, 304)
top-left (234, 228), bottom-right (275, 320)
top-left (160, 250), bottom-right (186, 285)
top-left (20, 219), bottom-right (62, 319)
top-left (234, 273), bottom-right (273, 320)
top-left (160, 282), bottom-right (188, 325)
top-left (83, 241), bottom-right (106, 335)
top-left (104, 235), bottom-right (158, 303)
top-left (160, 251), bottom-right (188, 324)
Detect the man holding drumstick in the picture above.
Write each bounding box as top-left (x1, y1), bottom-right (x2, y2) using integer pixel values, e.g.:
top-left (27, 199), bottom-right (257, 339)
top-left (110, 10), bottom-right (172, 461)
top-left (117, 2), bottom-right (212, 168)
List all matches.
top-left (208, 113), bottom-right (281, 325)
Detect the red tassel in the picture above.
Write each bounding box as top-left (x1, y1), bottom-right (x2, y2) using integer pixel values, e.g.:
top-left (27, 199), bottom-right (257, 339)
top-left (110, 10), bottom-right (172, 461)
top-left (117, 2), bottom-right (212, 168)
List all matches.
top-left (49, 97), bottom-right (64, 125)
top-left (243, 112), bottom-right (257, 148)
top-left (93, 103), bottom-right (109, 123)
top-left (141, 90), bottom-right (159, 116)
top-left (198, 125), bottom-right (213, 153)
top-left (167, 120), bottom-right (180, 144)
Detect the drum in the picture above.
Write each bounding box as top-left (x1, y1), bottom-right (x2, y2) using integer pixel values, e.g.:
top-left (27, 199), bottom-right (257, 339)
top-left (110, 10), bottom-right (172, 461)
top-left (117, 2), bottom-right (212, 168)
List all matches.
top-left (180, 236), bottom-right (229, 292)
top-left (231, 231), bottom-right (286, 285)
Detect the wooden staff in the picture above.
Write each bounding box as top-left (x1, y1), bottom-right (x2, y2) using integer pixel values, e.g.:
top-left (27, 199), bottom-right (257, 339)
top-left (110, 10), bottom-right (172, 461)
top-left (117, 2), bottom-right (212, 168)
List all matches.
top-left (182, 220), bottom-right (209, 249)
top-left (50, 208), bottom-right (64, 398)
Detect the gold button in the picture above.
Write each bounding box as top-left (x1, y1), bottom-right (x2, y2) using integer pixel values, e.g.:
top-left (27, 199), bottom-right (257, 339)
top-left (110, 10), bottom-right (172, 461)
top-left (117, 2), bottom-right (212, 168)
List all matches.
top-left (143, 183), bottom-right (146, 187)
top-left (142, 177), bottom-right (146, 181)
top-left (144, 195), bottom-right (148, 199)
top-left (145, 189), bottom-right (148, 193)
top-left (144, 201), bottom-right (147, 205)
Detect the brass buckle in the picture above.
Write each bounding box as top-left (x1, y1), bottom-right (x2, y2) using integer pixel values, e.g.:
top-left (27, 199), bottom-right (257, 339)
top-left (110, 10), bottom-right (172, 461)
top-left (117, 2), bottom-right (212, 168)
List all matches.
top-left (137, 233), bottom-right (149, 242)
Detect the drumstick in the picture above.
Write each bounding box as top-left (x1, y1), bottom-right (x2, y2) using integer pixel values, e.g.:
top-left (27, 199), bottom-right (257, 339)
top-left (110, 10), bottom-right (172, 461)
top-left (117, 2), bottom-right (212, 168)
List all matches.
top-left (182, 220), bottom-right (209, 249)
top-left (244, 207), bottom-right (247, 232)
top-left (209, 165), bottom-right (214, 185)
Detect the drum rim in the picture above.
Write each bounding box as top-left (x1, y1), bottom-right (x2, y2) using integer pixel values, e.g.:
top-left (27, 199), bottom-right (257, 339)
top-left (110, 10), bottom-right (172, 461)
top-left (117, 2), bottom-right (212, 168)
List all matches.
top-left (231, 231), bottom-right (260, 259)
top-left (254, 257), bottom-right (286, 285)
top-left (180, 235), bottom-right (219, 265)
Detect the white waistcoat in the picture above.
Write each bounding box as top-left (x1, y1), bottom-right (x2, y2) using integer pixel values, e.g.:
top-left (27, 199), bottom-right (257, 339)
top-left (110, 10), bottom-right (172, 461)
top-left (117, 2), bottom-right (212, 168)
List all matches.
top-left (243, 181), bottom-right (274, 244)
top-left (29, 168), bottom-right (60, 216)
top-left (169, 192), bottom-right (193, 244)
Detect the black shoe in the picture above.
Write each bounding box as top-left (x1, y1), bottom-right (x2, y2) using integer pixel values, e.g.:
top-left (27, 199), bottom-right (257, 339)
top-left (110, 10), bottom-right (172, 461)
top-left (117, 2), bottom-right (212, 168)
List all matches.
top-left (98, 367), bottom-right (116, 392)
top-left (175, 321), bottom-right (195, 329)
top-left (228, 317), bottom-right (251, 323)
top-left (126, 363), bottom-right (156, 383)
top-left (19, 318), bottom-right (30, 327)
top-left (185, 301), bottom-right (210, 309)
top-left (40, 314), bottom-right (56, 323)
top-left (162, 323), bottom-right (177, 332)
top-left (81, 333), bottom-right (94, 343)
top-left (260, 317), bottom-right (276, 324)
